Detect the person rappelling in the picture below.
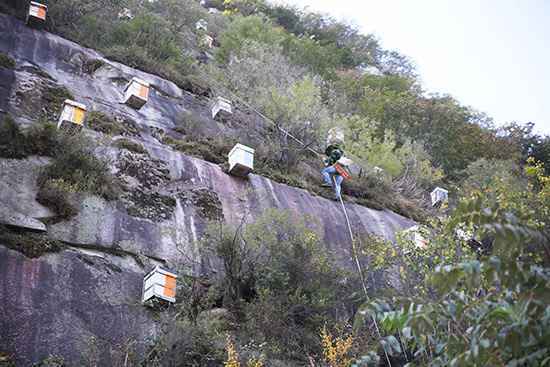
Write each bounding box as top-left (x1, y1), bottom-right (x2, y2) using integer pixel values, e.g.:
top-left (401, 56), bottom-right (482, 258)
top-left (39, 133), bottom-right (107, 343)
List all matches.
top-left (321, 128), bottom-right (351, 200)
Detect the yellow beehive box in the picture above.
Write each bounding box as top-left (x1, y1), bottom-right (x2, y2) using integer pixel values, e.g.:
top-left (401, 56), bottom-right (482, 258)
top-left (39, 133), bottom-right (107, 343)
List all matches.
top-left (123, 77), bottom-right (150, 109)
top-left (26, 1), bottom-right (47, 27)
top-left (228, 143), bottom-right (254, 177)
top-left (57, 99), bottom-right (86, 135)
top-left (212, 96), bottom-right (232, 120)
top-left (142, 266), bottom-right (178, 304)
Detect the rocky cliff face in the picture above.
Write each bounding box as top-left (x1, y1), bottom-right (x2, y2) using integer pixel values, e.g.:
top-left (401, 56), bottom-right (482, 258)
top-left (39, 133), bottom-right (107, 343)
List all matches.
top-left (0, 14), bottom-right (415, 366)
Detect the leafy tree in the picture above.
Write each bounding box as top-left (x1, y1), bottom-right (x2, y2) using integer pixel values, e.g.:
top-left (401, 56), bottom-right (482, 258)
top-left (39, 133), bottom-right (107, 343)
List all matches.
top-left (353, 160), bottom-right (550, 366)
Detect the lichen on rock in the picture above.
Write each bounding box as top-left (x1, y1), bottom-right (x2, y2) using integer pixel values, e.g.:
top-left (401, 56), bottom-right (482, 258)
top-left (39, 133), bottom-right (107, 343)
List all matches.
top-left (115, 149), bottom-right (176, 221)
top-left (179, 188), bottom-right (223, 221)
top-left (124, 191), bottom-right (176, 222)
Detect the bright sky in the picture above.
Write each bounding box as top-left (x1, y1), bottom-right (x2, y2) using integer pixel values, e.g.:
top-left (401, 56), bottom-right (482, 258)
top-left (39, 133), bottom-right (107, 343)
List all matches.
top-left (274, 0), bottom-right (550, 135)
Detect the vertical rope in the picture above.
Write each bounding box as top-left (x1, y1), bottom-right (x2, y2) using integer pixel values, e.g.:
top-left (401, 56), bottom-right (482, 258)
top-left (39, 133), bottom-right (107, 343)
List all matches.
top-left (333, 177), bottom-right (392, 367)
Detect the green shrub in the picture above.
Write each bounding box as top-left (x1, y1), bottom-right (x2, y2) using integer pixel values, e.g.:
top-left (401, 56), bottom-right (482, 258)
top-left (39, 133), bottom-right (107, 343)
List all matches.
top-left (163, 135), bottom-right (234, 165)
top-left (40, 85), bottom-right (74, 121)
top-left (0, 115), bottom-right (29, 158)
top-left (31, 133), bottom-right (120, 220)
top-left (0, 52), bottom-right (15, 69)
top-left (36, 179), bottom-right (79, 222)
top-left (38, 134), bottom-right (120, 201)
top-left (0, 116), bottom-right (59, 158)
top-left (86, 111), bottom-right (123, 135)
top-left (144, 319), bottom-right (224, 366)
top-left (114, 138), bottom-right (148, 155)
top-left (201, 209), bottom-right (356, 362)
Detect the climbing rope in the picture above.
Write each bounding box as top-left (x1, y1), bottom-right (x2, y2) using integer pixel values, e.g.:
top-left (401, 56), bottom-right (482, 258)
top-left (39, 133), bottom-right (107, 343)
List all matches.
top-left (333, 177), bottom-right (392, 367)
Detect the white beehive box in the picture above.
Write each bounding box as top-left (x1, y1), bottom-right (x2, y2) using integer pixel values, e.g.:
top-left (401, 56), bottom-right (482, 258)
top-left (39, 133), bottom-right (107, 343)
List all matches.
top-left (228, 143), bottom-right (254, 177)
top-left (57, 99), bottom-right (86, 135)
top-left (27, 2), bottom-right (47, 27)
top-left (118, 8), bottom-right (134, 20)
top-left (123, 77), bottom-right (150, 110)
top-left (431, 187), bottom-right (449, 207)
top-left (212, 96), bottom-right (232, 120)
top-left (402, 225), bottom-right (428, 249)
top-left (142, 266), bottom-right (177, 304)
top-left (326, 127), bottom-right (344, 147)
top-left (196, 19), bottom-right (208, 32)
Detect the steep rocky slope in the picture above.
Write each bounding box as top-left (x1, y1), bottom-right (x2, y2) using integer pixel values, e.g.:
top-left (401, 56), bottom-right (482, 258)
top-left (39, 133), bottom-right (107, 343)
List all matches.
top-left (0, 14), bottom-right (415, 365)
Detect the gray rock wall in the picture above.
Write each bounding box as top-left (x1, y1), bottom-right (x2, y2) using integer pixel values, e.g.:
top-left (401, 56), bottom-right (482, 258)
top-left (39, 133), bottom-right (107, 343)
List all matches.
top-left (0, 14), bottom-right (415, 366)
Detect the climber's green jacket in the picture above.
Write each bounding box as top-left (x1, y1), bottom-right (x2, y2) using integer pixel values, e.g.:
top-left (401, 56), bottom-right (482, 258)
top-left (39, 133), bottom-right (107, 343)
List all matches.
top-left (324, 144), bottom-right (343, 166)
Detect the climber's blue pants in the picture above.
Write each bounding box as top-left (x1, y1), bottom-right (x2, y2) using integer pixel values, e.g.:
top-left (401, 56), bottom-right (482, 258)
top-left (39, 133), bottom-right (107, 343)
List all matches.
top-left (322, 166), bottom-right (343, 199)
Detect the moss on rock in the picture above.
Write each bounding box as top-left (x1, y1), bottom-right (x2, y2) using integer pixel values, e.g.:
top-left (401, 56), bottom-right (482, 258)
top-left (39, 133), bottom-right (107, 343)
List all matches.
top-left (114, 138), bottom-right (148, 155)
top-left (40, 84), bottom-right (74, 122)
top-left (0, 52), bottom-right (15, 69)
top-left (0, 225), bottom-right (64, 258)
top-left (87, 111), bottom-right (141, 137)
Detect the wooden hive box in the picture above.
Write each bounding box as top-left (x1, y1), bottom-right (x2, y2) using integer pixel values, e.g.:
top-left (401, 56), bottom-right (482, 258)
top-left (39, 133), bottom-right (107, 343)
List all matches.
top-left (142, 266), bottom-right (177, 304)
top-left (123, 77), bottom-right (150, 110)
top-left (211, 96), bottom-right (232, 120)
top-left (228, 143), bottom-right (254, 177)
top-left (431, 187), bottom-right (448, 207)
top-left (26, 2), bottom-right (47, 27)
top-left (196, 19), bottom-right (208, 32)
top-left (57, 99), bottom-right (86, 136)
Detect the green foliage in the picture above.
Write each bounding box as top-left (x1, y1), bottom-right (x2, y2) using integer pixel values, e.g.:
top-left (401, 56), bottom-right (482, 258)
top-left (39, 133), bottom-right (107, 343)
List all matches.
top-left (145, 318), bottom-right (224, 366)
top-left (201, 209), bottom-right (356, 362)
top-left (0, 225), bottom-right (64, 258)
top-left (0, 115), bottom-right (30, 158)
top-left (38, 134), bottom-right (119, 200)
top-left (354, 185), bottom-right (550, 365)
top-left (0, 52), bottom-right (15, 69)
top-left (86, 111), bottom-right (123, 135)
top-left (163, 135), bottom-right (234, 165)
top-left (216, 15), bottom-right (288, 64)
top-left (21, 129), bottom-right (120, 220)
top-left (114, 138), bottom-right (147, 154)
top-left (0, 117), bottom-right (60, 158)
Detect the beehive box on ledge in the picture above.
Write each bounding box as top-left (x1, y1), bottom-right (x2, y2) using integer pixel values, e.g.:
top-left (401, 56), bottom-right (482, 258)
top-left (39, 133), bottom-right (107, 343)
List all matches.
top-left (142, 266), bottom-right (177, 304)
top-left (211, 96), bottom-right (232, 120)
top-left (26, 2), bottom-right (47, 27)
top-left (431, 187), bottom-right (448, 207)
top-left (196, 19), bottom-right (208, 32)
top-left (57, 99), bottom-right (86, 135)
top-left (228, 143), bottom-right (254, 177)
top-left (123, 77), bottom-right (150, 109)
